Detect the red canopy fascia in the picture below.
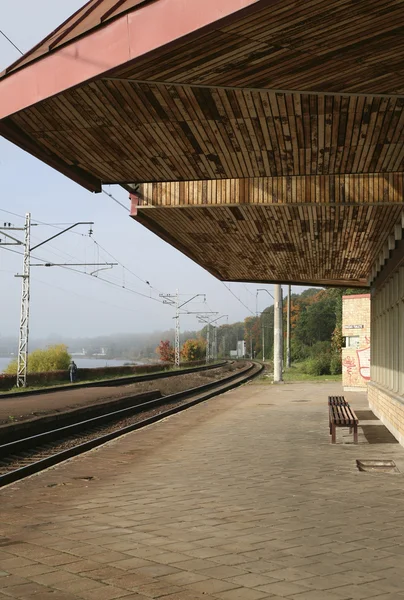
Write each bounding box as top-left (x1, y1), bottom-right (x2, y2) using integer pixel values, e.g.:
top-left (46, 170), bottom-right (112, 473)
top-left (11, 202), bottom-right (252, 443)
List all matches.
top-left (0, 0), bottom-right (259, 121)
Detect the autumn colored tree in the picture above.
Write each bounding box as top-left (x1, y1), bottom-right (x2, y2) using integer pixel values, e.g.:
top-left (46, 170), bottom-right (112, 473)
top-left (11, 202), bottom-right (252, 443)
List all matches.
top-left (181, 338), bottom-right (206, 362)
top-left (156, 340), bottom-right (175, 362)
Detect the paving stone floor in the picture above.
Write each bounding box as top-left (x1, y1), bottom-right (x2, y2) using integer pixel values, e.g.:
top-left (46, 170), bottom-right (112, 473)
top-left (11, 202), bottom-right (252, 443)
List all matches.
top-left (1, 381), bottom-right (404, 600)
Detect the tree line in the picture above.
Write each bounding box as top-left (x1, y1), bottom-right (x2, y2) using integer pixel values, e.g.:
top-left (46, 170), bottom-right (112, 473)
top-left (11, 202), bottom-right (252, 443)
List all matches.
top-left (157, 287), bottom-right (367, 374)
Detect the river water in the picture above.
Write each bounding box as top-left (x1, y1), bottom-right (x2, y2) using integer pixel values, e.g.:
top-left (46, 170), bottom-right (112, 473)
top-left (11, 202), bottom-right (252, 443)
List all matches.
top-left (0, 357), bottom-right (138, 374)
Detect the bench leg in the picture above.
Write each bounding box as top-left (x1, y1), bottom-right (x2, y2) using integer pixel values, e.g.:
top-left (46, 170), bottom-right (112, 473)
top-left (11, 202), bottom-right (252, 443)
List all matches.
top-left (353, 423), bottom-right (358, 444)
top-left (331, 423), bottom-right (336, 444)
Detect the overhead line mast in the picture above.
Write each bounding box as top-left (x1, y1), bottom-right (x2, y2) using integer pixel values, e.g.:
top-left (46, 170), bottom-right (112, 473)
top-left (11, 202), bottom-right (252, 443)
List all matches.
top-left (0, 216), bottom-right (118, 387)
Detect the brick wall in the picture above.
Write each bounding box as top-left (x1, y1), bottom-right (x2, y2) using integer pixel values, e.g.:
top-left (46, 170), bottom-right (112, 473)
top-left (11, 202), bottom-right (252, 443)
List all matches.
top-left (342, 294), bottom-right (371, 391)
top-left (368, 382), bottom-right (404, 447)
top-left (368, 262), bottom-right (404, 447)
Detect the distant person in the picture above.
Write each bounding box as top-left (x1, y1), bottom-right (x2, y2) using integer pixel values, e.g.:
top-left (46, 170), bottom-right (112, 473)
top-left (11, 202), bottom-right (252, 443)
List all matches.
top-left (69, 360), bottom-right (78, 383)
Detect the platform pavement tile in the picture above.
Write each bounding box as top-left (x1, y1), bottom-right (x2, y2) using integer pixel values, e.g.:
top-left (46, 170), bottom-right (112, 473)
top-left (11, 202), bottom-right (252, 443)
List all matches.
top-left (1, 592), bottom-right (79, 600)
top-left (234, 559), bottom-right (287, 573)
top-left (213, 587), bottom-right (270, 600)
top-left (184, 577), bottom-right (241, 595)
top-left (160, 592), bottom-right (220, 600)
top-left (99, 542), bottom-right (140, 553)
top-left (108, 558), bottom-right (156, 571)
top-left (169, 557), bottom-right (219, 571)
top-left (73, 585), bottom-right (133, 600)
top-left (0, 576), bottom-right (30, 589)
top-left (157, 541), bottom-right (203, 553)
top-left (305, 571), bottom-right (388, 589)
top-left (226, 572), bottom-right (282, 588)
top-left (0, 558), bottom-right (36, 571)
top-left (1, 543), bottom-right (56, 559)
top-left (83, 552), bottom-right (131, 564)
top-left (2, 383), bottom-right (404, 600)
top-left (76, 566), bottom-right (129, 581)
top-left (0, 582), bottom-right (52, 598)
top-left (65, 545), bottom-right (106, 558)
top-left (287, 591), bottom-right (353, 600)
top-left (97, 572), bottom-right (161, 590)
top-left (370, 576), bottom-right (404, 593)
top-left (209, 553), bottom-right (262, 566)
top-left (130, 564), bottom-right (180, 578)
top-left (36, 552), bottom-right (81, 566)
top-left (107, 596), bottom-right (150, 600)
top-left (51, 578), bottom-right (106, 593)
top-left (128, 581), bottom-right (184, 598)
top-left (141, 552), bottom-right (191, 565)
top-left (251, 580), bottom-right (314, 597)
top-left (29, 570), bottom-right (81, 586)
top-left (63, 560), bottom-right (105, 574)
top-left (156, 570), bottom-right (209, 586)
top-left (10, 564), bottom-right (58, 578)
top-left (123, 546), bottom-right (169, 560)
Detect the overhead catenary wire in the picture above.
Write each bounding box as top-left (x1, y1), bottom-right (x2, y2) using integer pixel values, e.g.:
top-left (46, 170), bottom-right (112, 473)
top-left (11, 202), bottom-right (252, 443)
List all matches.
top-left (102, 189), bottom-right (129, 212)
top-left (0, 29), bottom-right (23, 55)
top-left (91, 237), bottom-right (160, 293)
top-left (0, 213), bottom-right (163, 300)
top-left (0, 246), bottom-right (166, 305)
top-left (221, 282), bottom-right (255, 316)
top-left (0, 208), bottom-right (89, 237)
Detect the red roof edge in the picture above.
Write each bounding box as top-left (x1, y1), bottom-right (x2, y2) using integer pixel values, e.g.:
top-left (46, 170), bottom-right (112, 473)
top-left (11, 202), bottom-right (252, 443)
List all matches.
top-left (2, 0), bottom-right (95, 77)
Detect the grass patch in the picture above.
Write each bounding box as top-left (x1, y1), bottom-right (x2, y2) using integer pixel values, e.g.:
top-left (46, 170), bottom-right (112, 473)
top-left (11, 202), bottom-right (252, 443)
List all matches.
top-left (257, 362), bottom-right (341, 384)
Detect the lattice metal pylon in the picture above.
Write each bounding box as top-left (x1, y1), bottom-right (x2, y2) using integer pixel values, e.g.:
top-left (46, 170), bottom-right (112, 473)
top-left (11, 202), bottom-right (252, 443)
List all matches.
top-left (16, 213), bottom-right (31, 387)
top-left (174, 289), bottom-right (180, 367)
top-left (206, 322), bottom-right (210, 364)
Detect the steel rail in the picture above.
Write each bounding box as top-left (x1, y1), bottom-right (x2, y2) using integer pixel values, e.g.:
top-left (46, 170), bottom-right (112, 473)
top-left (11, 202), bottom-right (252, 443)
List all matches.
top-left (0, 361), bottom-right (227, 399)
top-left (0, 362), bottom-right (263, 488)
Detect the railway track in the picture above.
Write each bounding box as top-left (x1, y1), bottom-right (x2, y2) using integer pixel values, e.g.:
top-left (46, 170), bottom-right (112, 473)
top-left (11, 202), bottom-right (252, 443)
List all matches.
top-left (0, 361), bottom-right (263, 487)
top-left (0, 360), bottom-right (227, 399)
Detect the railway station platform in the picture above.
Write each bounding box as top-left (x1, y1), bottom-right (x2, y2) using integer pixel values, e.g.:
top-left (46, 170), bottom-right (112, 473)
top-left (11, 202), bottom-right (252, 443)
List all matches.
top-left (1, 381), bottom-right (404, 600)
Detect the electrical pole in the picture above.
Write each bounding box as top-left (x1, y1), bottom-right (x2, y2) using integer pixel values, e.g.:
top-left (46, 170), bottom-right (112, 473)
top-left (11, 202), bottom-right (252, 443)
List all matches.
top-left (262, 320), bottom-right (265, 362)
top-left (286, 284), bottom-right (291, 368)
top-left (0, 218), bottom-right (113, 387)
top-left (197, 314), bottom-right (227, 364)
top-left (175, 289), bottom-right (180, 367)
top-left (256, 288), bottom-right (275, 364)
top-left (160, 292), bottom-right (206, 367)
top-left (16, 213), bottom-right (31, 388)
top-left (274, 284), bottom-right (283, 383)
top-left (206, 321), bottom-right (211, 363)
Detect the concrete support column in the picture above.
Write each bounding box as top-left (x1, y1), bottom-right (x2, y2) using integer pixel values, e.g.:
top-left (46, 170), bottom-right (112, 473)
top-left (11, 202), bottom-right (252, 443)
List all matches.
top-left (286, 284), bottom-right (291, 368)
top-left (274, 284), bottom-right (283, 383)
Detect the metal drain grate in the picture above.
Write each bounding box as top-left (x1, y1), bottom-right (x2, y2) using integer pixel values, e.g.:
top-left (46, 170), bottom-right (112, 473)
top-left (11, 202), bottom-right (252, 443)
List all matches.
top-left (356, 459), bottom-right (400, 473)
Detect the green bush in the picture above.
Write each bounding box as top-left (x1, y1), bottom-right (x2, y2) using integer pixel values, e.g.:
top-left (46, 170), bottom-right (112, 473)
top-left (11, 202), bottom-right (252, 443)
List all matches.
top-left (330, 354), bottom-right (342, 375)
top-left (302, 354), bottom-right (331, 376)
top-left (5, 344), bottom-right (71, 374)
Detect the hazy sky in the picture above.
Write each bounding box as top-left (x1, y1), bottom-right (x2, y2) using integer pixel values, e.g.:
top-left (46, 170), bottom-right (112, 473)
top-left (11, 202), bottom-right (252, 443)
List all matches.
top-left (0, 1), bottom-right (308, 340)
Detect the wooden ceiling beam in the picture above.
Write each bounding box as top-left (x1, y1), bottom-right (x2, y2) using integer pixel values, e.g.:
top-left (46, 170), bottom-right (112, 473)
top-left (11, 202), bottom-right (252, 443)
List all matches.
top-left (104, 77), bottom-right (404, 100)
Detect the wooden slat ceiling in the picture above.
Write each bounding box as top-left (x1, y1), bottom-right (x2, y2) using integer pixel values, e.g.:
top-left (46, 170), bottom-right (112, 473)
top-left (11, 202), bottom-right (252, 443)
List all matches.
top-left (1, 0), bottom-right (404, 287)
top-left (133, 203), bottom-right (403, 287)
top-left (139, 174), bottom-right (404, 207)
top-left (113, 0), bottom-right (404, 95)
top-left (8, 84), bottom-right (404, 183)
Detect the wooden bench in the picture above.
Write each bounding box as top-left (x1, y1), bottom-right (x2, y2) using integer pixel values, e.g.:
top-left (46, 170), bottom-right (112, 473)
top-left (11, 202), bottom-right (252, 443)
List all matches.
top-left (328, 396), bottom-right (359, 444)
